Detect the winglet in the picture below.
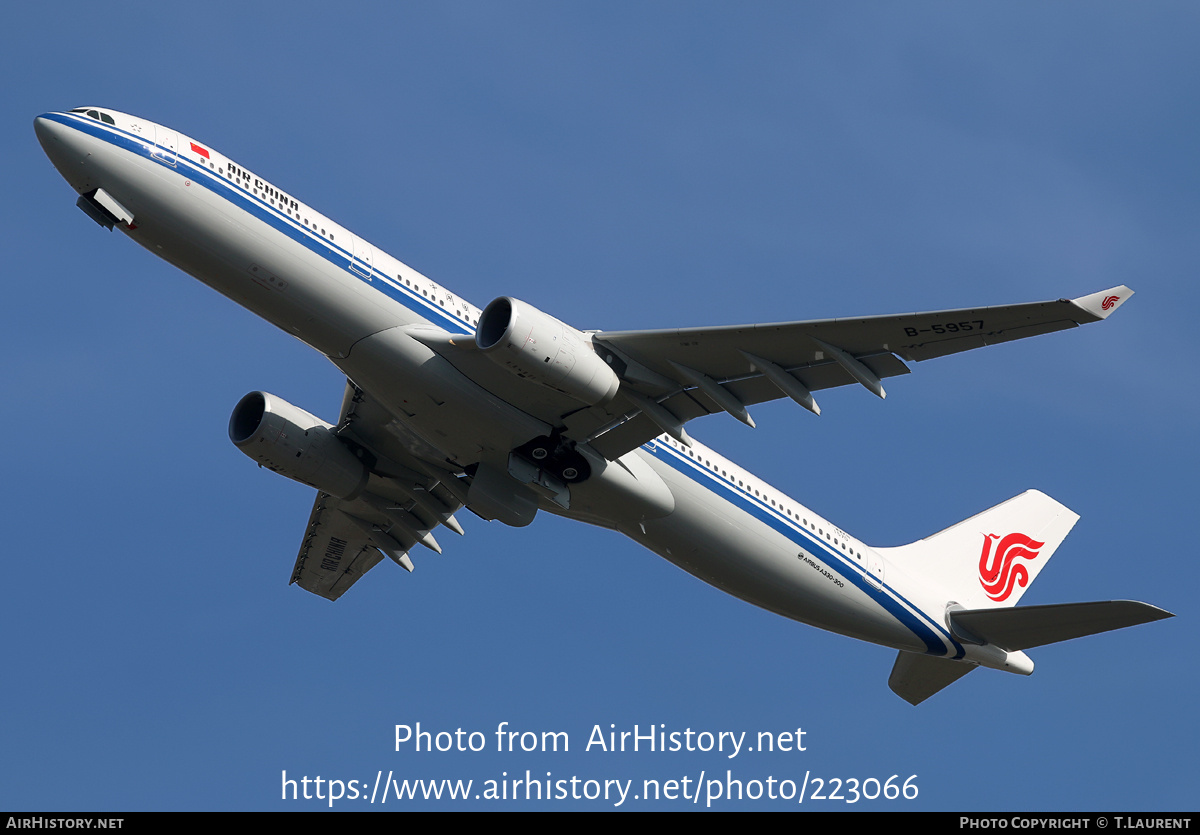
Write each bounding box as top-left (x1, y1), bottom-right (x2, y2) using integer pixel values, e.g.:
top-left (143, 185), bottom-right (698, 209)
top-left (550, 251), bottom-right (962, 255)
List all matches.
top-left (1071, 285), bottom-right (1133, 320)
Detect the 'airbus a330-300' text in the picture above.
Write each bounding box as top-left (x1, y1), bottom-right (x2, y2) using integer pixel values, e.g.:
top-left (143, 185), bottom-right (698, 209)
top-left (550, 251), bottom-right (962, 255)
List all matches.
top-left (36, 107), bottom-right (1172, 704)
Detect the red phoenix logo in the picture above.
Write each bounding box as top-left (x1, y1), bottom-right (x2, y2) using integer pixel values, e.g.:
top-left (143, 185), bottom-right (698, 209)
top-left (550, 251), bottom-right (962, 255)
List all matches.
top-left (1101, 295), bottom-right (1120, 310)
top-left (978, 532), bottom-right (1044, 601)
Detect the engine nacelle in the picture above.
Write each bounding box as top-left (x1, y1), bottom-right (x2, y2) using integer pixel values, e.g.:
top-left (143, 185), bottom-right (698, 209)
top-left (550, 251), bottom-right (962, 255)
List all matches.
top-left (476, 296), bottom-right (620, 406)
top-left (228, 391), bottom-right (369, 499)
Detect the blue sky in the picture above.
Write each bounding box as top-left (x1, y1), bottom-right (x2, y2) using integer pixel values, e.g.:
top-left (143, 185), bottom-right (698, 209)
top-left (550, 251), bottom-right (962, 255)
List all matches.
top-left (2, 2), bottom-right (1197, 811)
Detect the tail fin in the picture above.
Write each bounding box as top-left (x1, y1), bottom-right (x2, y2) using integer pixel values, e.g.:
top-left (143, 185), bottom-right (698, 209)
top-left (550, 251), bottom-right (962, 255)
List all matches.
top-left (877, 489), bottom-right (1079, 609)
top-left (880, 490), bottom-right (1174, 705)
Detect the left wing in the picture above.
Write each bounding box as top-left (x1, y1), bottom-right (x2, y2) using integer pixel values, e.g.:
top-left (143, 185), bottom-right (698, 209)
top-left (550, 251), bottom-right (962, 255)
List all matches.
top-left (290, 382), bottom-right (467, 601)
top-left (568, 286), bottom-right (1131, 459)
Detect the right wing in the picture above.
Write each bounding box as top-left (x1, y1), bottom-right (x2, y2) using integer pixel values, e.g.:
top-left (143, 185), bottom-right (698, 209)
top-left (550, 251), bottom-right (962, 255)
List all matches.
top-left (290, 382), bottom-right (467, 601)
top-left (291, 493), bottom-right (386, 601)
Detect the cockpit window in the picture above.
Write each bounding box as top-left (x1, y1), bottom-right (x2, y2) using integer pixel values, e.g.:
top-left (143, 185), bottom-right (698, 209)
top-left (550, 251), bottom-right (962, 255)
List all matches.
top-left (77, 109), bottom-right (115, 125)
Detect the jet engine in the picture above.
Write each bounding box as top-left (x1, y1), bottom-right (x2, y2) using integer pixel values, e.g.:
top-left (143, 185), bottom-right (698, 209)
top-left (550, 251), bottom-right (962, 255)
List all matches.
top-left (228, 391), bottom-right (369, 499)
top-left (476, 296), bottom-right (620, 405)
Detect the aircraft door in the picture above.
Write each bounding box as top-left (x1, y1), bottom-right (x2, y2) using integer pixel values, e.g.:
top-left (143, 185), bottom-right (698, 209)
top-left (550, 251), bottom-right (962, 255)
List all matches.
top-left (866, 550), bottom-right (884, 590)
top-left (152, 125), bottom-right (178, 166)
top-left (349, 234), bottom-right (375, 280)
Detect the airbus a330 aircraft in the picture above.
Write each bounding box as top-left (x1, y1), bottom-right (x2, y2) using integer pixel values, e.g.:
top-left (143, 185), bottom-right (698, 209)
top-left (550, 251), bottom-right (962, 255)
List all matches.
top-left (36, 107), bottom-right (1172, 704)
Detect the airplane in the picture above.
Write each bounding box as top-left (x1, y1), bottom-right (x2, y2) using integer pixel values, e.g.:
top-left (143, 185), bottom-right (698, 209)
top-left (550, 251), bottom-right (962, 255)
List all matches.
top-left (35, 106), bottom-right (1172, 705)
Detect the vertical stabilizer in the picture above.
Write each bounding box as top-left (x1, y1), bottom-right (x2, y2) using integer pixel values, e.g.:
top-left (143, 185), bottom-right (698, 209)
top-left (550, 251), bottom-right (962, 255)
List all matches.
top-left (877, 490), bottom-right (1079, 609)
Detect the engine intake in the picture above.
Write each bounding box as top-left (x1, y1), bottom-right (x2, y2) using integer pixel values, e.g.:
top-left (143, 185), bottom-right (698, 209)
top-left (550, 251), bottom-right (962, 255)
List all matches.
top-left (229, 391), bottom-right (368, 499)
top-left (476, 297), bottom-right (620, 405)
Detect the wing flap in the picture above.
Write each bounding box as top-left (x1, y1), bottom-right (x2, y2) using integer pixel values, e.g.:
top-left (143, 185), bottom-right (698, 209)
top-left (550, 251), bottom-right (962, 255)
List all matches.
top-left (586, 351), bottom-right (913, 458)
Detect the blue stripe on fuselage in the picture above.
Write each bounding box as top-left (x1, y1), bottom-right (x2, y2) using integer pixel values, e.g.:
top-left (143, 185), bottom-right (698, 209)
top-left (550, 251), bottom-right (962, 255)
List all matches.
top-left (644, 440), bottom-right (962, 657)
top-left (43, 112), bottom-right (477, 336)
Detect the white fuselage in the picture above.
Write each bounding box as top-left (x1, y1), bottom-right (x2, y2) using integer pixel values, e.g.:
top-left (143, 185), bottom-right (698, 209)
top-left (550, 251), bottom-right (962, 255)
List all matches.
top-left (36, 108), bottom-right (990, 666)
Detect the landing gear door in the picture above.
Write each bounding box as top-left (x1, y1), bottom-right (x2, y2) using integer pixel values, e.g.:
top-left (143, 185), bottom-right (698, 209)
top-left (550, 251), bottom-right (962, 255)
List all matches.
top-left (153, 125), bottom-right (178, 166)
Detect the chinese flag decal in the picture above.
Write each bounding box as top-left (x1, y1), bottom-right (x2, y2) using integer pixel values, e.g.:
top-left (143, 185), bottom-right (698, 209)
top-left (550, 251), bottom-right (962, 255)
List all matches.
top-left (978, 533), bottom-right (1044, 602)
top-left (190, 142), bottom-right (210, 159)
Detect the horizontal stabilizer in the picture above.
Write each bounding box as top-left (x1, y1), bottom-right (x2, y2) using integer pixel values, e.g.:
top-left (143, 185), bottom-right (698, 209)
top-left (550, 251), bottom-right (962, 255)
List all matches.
top-left (889, 651), bottom-right (976, 705)
top-left (949, 600), bottom-right (1173, 651)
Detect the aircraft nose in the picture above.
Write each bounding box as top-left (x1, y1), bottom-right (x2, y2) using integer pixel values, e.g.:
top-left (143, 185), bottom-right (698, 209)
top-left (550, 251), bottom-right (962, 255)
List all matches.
top-left (34, 114), bottom-right (64, 151)
top-left (35, 113), bottom-right (92, 189)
